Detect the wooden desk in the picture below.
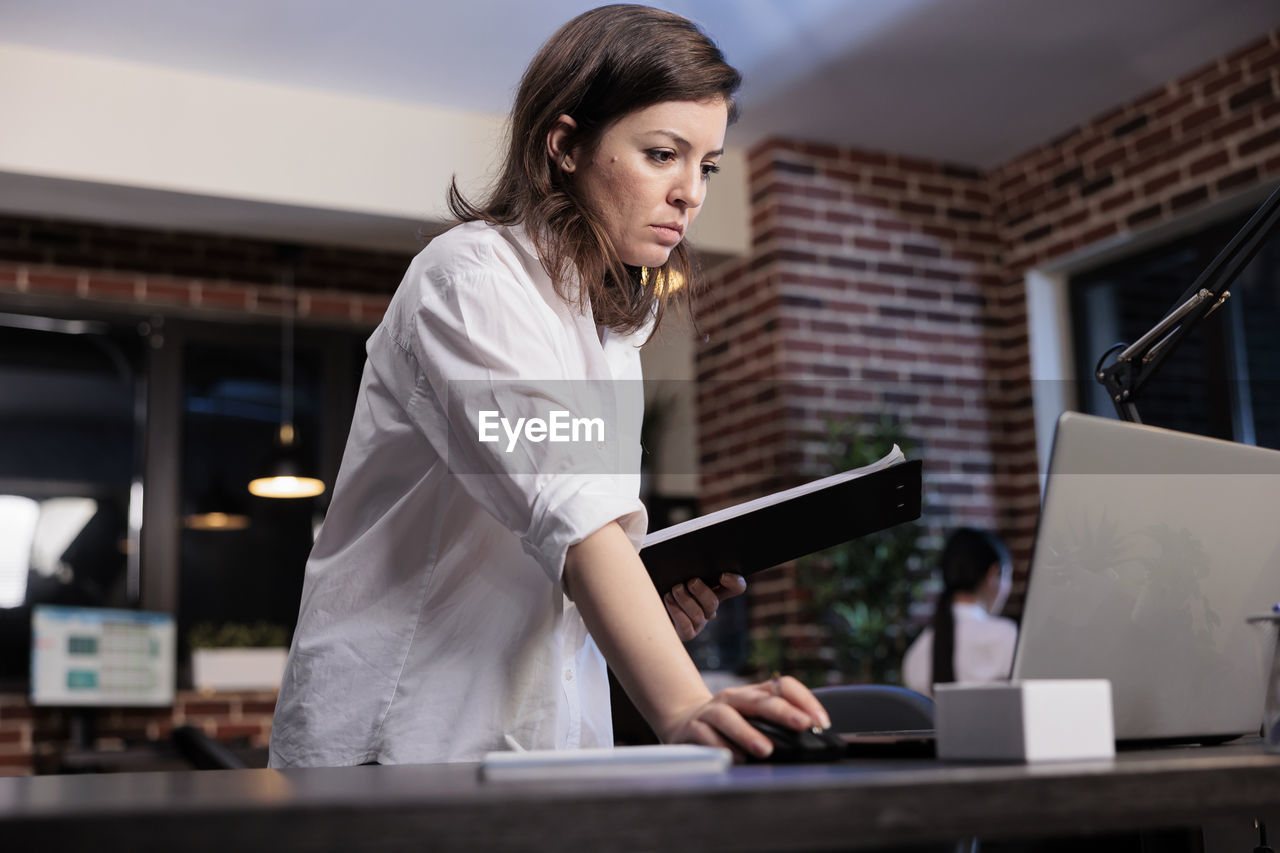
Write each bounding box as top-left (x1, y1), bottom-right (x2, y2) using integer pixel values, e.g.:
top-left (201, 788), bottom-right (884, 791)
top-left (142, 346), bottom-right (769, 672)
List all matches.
top-left (3, 742), bottom-right (1279, 851)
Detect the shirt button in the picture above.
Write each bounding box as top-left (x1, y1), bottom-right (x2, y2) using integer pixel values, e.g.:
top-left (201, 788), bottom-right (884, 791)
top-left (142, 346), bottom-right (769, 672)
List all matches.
top-left (563, 668), bottom-right (574, 682)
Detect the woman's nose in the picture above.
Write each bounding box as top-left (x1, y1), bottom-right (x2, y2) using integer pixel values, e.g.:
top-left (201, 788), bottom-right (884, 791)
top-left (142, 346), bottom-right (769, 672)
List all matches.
top-left (669, 166), bottom-right (705, 210)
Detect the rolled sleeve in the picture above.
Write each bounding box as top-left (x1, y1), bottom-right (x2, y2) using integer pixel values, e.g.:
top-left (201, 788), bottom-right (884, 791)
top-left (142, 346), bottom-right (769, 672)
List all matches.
top-left (388, 233), bottom-right (646, 585)
top-left (525, 474), bottom-right (648, 582)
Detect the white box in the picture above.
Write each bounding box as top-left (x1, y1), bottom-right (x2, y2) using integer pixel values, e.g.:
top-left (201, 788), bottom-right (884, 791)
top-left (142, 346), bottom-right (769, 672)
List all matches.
top-left (191, 647), bottom-right (288, 692)
top-left (935, 679), bottom-right (1115, 763)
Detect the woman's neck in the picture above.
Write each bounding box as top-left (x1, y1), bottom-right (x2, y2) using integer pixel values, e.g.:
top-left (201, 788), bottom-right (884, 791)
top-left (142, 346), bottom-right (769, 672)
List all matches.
top-left (951, 591), bottom-right (981, 606)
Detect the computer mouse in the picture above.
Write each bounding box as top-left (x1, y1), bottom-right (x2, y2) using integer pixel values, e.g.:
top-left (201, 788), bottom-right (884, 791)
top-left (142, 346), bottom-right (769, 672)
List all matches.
top-left (745, 718), bottom-right (846, 763)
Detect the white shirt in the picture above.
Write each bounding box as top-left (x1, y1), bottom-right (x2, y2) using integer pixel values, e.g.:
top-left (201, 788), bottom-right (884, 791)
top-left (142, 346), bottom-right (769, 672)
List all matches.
top-left (269, 221), bottom-right (649, 767)
top-left (901, 602), bottom-right (1018, 696)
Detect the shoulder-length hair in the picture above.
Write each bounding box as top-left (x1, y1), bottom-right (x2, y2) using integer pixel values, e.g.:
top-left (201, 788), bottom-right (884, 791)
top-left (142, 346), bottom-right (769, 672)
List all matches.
top-left (448, 4), bottom-right (741, 338)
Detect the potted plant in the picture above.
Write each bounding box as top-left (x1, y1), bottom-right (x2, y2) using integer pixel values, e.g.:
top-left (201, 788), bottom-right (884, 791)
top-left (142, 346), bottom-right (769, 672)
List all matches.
top-left (189, 621), bottom-right (291, 693)
top-left (752, 415), bottom-right (929, 686)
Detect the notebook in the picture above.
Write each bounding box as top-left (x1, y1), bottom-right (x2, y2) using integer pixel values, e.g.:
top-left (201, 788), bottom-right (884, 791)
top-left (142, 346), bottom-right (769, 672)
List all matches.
top-left (1012, 412), bottom-right (1280, 743)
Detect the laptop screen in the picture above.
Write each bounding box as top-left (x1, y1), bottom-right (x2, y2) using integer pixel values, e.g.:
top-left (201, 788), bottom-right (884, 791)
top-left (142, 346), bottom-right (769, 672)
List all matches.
top-left (1012, 412), bottom-right (1280, 742)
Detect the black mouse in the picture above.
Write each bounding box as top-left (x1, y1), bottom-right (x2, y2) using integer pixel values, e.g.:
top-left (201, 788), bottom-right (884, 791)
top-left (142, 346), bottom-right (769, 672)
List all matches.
top-left (745, 718), bottom-right (846, 763)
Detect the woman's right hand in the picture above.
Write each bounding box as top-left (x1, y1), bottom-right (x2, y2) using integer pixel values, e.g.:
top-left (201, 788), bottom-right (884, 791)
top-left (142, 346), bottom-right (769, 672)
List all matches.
top-left (660, 674), bottom-right (832, 760)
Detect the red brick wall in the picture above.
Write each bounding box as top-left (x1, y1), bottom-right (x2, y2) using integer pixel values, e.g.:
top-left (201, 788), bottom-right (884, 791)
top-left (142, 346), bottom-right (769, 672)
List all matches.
top-left (0, 690), bottom-right (277, 776)
top-left (698, 143), bottom-right (1004, 516)
top-left (702, 29), bottom-right (1280, 648)
top-left (0, 215), bottom-right (406, 324)
top-left (697, 141), bottom-right (1007, 642)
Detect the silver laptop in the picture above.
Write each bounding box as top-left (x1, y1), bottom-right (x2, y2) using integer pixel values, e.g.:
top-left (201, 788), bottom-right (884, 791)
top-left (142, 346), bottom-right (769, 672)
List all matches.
top-left (1012, 412), bottom-right (1280, 743)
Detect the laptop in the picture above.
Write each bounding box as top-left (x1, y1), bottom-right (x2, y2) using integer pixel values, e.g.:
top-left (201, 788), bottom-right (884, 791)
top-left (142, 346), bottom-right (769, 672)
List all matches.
top-left (1012, 412), bottom-right (1280, 744)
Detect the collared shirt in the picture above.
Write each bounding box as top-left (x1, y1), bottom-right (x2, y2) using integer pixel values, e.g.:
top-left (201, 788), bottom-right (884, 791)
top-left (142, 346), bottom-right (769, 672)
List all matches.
top-left (901, 602), bottom-right (1018, 696)
top-left (269, 221), bottom-right (648, 767)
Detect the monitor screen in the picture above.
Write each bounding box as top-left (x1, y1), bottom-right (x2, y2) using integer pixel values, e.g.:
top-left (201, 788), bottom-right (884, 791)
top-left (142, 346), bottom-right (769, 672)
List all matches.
top-left (30, 605), bottom-right (175, 707)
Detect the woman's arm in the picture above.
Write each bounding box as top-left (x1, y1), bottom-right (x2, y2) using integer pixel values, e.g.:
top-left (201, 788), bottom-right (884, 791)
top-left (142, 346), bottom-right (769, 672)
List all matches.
top-left (564, 521), bottom-right (831, 758)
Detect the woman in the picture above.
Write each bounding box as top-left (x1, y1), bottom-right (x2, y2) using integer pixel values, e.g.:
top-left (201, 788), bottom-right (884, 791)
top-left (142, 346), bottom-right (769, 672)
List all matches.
top-left (902, 528), bottom-right (1017, 696)
top-left (269, 4), bottom-right (829, 767)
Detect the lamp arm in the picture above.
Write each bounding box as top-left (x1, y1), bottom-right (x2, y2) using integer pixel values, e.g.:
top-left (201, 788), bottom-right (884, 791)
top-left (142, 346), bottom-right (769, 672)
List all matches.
top-left (1095, 180), bottom-right (1280, 422)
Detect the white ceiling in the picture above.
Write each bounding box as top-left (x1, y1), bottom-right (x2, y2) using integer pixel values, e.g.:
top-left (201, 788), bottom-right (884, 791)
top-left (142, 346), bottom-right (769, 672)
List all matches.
top-left (3, 0), bottom-right (1278, 169)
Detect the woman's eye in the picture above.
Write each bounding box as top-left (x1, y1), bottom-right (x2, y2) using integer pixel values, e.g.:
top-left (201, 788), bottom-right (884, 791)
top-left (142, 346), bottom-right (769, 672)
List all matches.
top-left (648, 149), bottom-right (676, 163)
top-left (701, 163), bottom-right (721, 180)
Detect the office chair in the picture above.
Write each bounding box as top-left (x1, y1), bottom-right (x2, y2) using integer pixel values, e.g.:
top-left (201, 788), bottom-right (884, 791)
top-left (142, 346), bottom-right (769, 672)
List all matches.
top-left (812, 684), bottom-right (934, 733)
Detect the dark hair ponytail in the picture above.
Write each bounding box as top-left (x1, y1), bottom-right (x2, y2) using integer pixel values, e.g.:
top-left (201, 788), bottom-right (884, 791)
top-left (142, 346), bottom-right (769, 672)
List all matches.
top-left (929, 528), bottom-right (1009, 686)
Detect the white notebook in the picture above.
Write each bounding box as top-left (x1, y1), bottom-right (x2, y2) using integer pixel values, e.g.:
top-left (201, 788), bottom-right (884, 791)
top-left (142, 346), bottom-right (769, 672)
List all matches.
top-left (480, 745), bottom-right (732, 782)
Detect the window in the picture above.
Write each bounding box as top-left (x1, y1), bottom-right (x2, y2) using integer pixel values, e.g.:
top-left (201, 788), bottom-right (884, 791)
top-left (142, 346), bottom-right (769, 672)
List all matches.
top-left (0, 315), bottom-right (144, 686)
top-left (1071, 211), bottom-right (1280, 447)
top-left (0, 309), bottom-right (367, 689)
top-left (178, 336), bottom-right (327, 648)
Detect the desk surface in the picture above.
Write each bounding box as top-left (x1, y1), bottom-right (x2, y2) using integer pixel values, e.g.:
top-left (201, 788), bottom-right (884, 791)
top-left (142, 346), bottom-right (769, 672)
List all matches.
top-left (4, 742), bottom-right (1280, 851)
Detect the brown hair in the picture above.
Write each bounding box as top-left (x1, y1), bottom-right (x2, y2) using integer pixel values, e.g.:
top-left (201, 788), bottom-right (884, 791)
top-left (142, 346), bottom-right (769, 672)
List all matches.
top-left (448, 4), bottom-right (741, 337)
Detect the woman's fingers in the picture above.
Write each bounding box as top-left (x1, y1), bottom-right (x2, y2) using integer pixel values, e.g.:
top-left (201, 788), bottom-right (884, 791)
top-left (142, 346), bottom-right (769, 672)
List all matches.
top-left (663, 590), bottom-right (698, 641)
top-left (684, 579), bottom-right (720, 617)
top-left (666, 581), bottom-right (716, 640)
top-left (685, 713), bottom-right (754, 757)
top-left (718, 677), bottom-right (832, 732)
top-left (768, 675), bottom-right (833, 730)
top-left (715, 573), bottom-right (747, 601)
top-left (692, 701), bottom-right (774, 759)
top-left (669, 677), bottom-right (831, 762)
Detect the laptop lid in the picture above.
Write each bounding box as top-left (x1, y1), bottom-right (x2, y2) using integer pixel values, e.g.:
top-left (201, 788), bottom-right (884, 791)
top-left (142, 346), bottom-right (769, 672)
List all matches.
top-left (1012, 412), bottom-right (1280, 742)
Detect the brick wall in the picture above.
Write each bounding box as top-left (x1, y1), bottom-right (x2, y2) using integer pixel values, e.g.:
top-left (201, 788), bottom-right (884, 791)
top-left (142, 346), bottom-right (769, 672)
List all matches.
top-left (0, 690), bottom-right (276, 776)
top-left (0, 214), bottom-right (409, 323)
top-left (702, 29), bottom-right (1280, 655)
top-left (697, 141), bottom-right (1007, 645)
top-left (698, 143), bottom-right (1004, 516)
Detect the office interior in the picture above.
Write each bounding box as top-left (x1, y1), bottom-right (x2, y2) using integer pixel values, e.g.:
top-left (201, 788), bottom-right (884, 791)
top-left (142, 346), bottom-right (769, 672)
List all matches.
top-left (2, 0), bottom-right (1280, 847)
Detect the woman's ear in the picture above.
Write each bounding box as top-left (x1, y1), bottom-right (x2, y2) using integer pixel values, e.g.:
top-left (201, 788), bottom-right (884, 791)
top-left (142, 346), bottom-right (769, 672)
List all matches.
top-left (547, 114), bottom-right (579, 173)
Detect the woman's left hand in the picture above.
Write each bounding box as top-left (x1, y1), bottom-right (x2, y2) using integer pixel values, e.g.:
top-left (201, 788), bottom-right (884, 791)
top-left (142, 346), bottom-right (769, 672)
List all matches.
top-left (663, 573), bottom-right (747, 641)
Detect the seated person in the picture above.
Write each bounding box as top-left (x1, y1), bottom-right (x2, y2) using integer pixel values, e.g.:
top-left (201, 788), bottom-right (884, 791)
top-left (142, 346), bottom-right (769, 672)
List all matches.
top-left (902, 527), bottom-right (1016, 697)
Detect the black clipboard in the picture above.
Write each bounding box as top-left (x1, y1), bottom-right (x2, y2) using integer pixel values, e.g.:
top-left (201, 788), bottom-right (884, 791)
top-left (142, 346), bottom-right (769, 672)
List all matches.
top-left (641, 459), bottom-right (923, 594)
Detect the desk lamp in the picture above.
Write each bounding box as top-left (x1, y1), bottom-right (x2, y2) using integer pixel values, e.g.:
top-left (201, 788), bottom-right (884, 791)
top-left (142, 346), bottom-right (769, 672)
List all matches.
top-left (1095, 181), bottom-right (1280, 422)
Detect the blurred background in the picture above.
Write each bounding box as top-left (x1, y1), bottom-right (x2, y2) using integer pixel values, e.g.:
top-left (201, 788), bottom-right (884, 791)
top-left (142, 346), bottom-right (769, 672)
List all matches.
top-left (1, 0), bottom-right (1279, 772)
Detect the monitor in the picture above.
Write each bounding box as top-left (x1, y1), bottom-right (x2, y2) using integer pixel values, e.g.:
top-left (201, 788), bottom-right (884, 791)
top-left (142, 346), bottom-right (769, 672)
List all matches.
top-left (30, 605), bottom-right (175, 707)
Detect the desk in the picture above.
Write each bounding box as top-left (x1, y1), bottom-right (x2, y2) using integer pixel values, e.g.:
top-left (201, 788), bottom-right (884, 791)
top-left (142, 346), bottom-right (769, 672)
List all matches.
top-left (3, 742), bottom-right (1279, 851)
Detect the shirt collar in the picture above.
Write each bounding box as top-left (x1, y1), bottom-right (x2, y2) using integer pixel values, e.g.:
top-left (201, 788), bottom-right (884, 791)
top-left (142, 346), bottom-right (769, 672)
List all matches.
top-left (504, 222), bottom-right (542, 261)
top-left (953, 601), bottom-right (992, 620)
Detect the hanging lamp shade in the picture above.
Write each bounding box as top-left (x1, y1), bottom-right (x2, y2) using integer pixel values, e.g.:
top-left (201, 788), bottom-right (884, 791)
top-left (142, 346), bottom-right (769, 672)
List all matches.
top-left (248, 252), bottom-right (326, 499)
top-left (248, 423), bottom-right (326, 499)
top-left (184, 479), bottom-right (251, 530)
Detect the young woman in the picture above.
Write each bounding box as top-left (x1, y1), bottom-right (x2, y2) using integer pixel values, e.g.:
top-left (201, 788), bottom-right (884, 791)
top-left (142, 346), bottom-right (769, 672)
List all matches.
top-left (902, 528), bottom-right (1017, 696)
top-left (269, 4), bottom-right (830, 767)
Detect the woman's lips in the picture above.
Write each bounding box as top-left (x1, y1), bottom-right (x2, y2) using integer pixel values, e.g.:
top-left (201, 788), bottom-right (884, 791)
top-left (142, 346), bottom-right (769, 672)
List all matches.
top-left (650, 224), bottom-right (683, 245)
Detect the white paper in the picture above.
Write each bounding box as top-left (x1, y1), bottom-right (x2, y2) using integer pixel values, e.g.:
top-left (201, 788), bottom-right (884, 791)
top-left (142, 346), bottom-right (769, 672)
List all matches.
top-left (642, 445), bottom-right (905, 549)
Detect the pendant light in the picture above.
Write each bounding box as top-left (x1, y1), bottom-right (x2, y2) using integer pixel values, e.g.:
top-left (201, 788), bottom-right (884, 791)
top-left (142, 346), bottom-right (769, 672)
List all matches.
top-left (184, 479), bottom-right (251, 530)
top-left (248, 253), bottom-right (326, 499)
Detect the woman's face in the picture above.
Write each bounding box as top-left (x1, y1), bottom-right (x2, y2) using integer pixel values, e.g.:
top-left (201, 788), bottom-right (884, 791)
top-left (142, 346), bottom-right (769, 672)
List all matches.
top-left (981, 560), bottom-right (1013, 616)
top-left (570, 98), bottom-right (728, 268)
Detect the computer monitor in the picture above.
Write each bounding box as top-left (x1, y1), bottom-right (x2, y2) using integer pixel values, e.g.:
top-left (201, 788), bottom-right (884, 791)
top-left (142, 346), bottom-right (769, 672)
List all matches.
top-left (1013, 412), bottom-right (1280, 743)
top-left (30, 605), bottom-right (175, 707)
